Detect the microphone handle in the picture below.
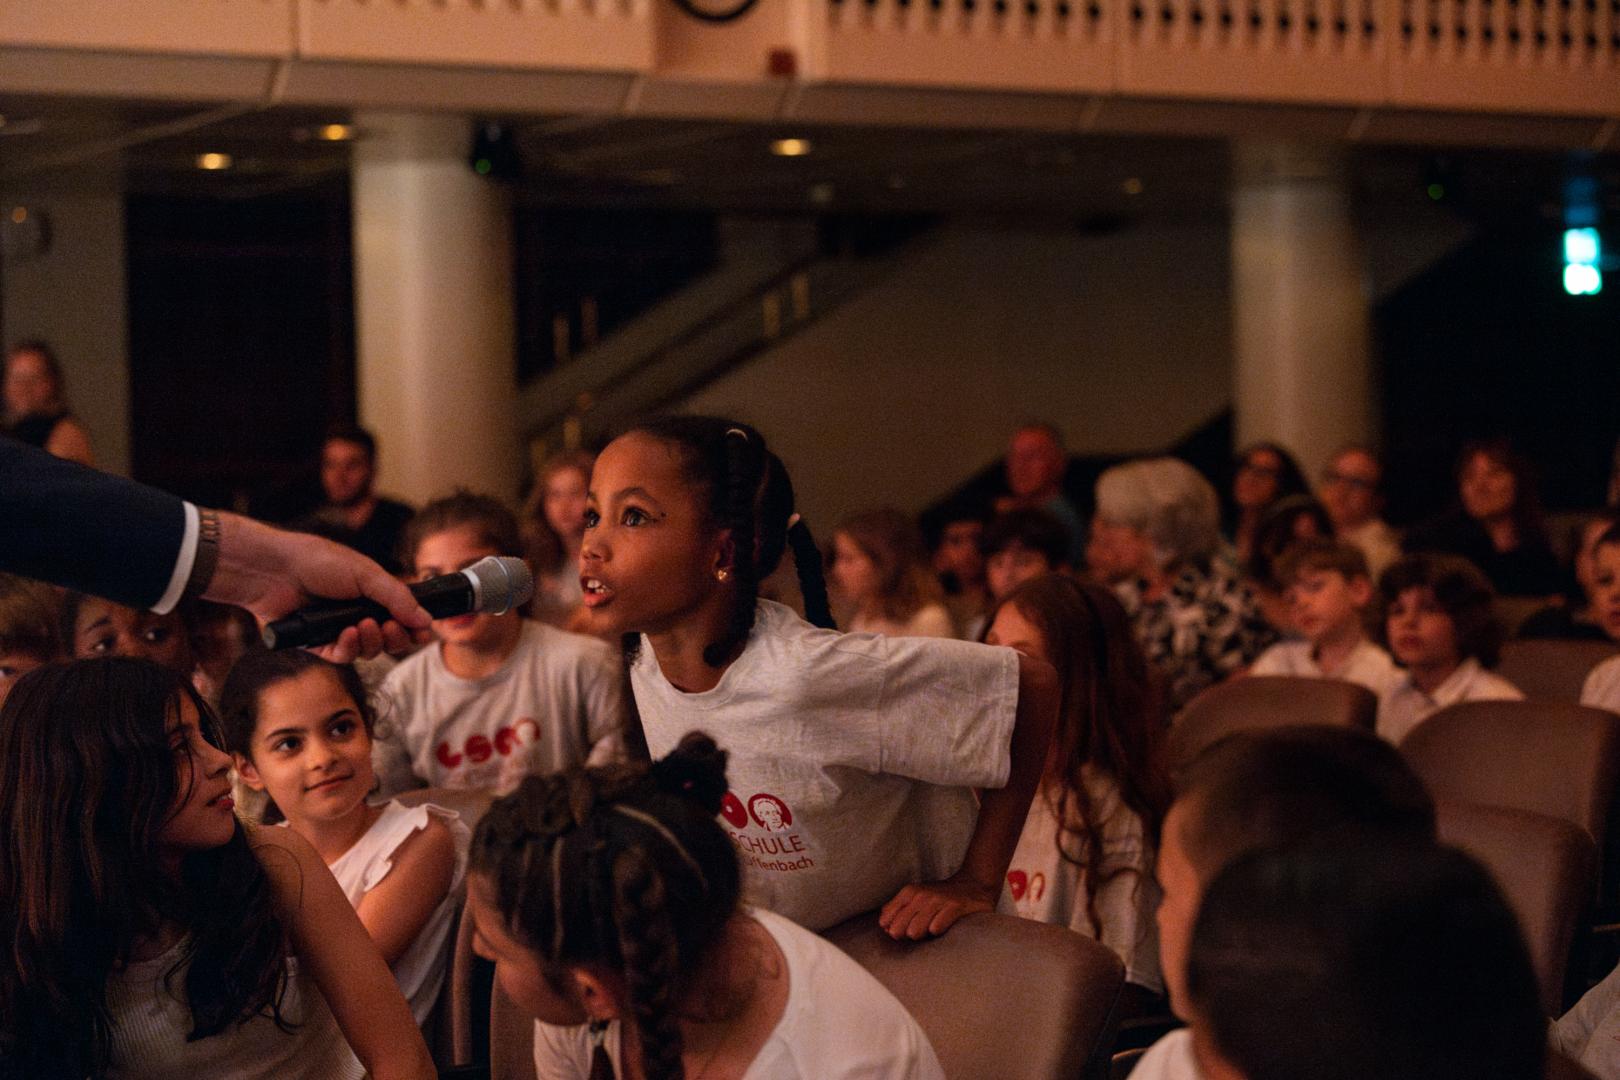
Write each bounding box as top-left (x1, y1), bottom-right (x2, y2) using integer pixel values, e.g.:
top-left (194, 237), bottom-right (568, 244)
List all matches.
top-left (262, 572), bottom-right (475, 650)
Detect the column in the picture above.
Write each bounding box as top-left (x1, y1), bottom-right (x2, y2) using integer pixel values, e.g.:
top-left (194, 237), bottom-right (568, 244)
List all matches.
top-left (1231, 141), bottom-right (1374, 479)
top-left (352, 112), bottom-right (517, 504)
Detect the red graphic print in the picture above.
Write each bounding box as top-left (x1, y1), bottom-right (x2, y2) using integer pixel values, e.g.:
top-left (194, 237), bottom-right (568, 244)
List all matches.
top-left (747, 793), bottom-right (793, 831)
top-left (720, 791), bottom-right (749, 828)
top-left (1007, 869), bottom-right (1029, 900)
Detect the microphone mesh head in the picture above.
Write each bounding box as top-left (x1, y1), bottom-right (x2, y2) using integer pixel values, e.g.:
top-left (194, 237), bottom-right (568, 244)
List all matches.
top-left (464, 556), bottom-right (535, 615)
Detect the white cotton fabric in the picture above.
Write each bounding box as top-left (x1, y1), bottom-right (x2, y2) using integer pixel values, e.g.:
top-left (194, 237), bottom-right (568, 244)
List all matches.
top-left (373, 619), bottom-right (625, 796)
top-left (1554, 960), bottom-right (1620, 1078)
top-left (1376, 658), bottom-right (1523, 744)
top-left (1129, 1029), bottom-right (1204, 1080)
top-left (847, 603), bottom-right (956, 639)
top-left (1581, 655), bottom-right (1620, 713)
top-left (531, 908), bottom-right (944, 1080)
top-left (1249, 638), bottom-right (1402, 697)
top-left (997, 767), bottom-right (1163, 994)
top-left (106, 943), bottom-right (362, 1079)
top-left (328, 800), bottom-right (470, 1025)
top-left (632, 599), bottom-right (1020, 931)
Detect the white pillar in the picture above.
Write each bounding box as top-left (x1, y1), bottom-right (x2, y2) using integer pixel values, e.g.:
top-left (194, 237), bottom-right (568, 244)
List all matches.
top-left (352, 112), bottom-right (517, 504)
top-left (1231, 141), bottom-right (1374, 480)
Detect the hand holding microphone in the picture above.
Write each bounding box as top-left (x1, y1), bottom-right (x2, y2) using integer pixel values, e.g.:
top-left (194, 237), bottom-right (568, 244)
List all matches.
top-left (263, 555), bottom-right (534, 650)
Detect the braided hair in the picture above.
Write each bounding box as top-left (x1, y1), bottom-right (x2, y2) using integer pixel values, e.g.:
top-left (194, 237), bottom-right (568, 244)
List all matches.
top-left (470, 733), bottom-right (741, 1080)
top-left (619, 417), bottom-right (834, 668)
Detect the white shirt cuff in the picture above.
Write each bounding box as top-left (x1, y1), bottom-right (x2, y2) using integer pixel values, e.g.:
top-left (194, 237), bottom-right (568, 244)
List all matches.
top-left (152, 502), bottom-right (200, 614)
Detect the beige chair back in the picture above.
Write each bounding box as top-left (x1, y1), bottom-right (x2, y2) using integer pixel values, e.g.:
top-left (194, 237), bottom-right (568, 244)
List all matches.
top-left (1436, 800), bottom-right (1596, 1014)
top-left (1497, 640), bottom-right (1619, 704)
top-left (1401, 701), bottom-right (1620, 852)
top-left (824, 911), bottom-right (1126, 1080)
top-left (1169, 676), bottom-right (1377, 774)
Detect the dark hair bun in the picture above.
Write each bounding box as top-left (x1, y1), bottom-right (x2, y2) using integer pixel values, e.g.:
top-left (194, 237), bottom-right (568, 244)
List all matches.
top-left (650, 731), bottom-right (729, 815)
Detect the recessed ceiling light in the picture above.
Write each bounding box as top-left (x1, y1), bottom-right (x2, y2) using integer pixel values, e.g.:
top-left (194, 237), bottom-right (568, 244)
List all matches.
top-left (1122, 177), bottom-right (1144, 196)
top-left (317, 123), bottom-right (356, 142)
top-left (10, 207), bottom-right (27, 224)
top-left (196, 152), bottom-right (233, 171)
top-left (772, 138), bottom-right (813, 158)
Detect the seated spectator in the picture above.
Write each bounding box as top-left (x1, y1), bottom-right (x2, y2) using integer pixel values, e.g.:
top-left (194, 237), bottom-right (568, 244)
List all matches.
top-left (295, 425), bottom-right (415, 575)
top-left (1317, 445), bottom-right (1401, 581)
top-left (830, 508), bottom-right (953, 638)
top-left (983, 506), bottom-right (1072, 602)
top-left (372, 491), bottom-right (626, 797)
top-left (1226, 442), bottom-right (1308, 565)
top-left (1376, 553), bottom-right (1522, 744)
top-left (0, 574), bottom-right (60, 706)
top-left (1405, 439), bottom-right (1565, 598)
top-left (931, 513), bottom-right (990, 639)
top-left (3, 340), bottom-right (93, 465)
top-left (1186, 842), bottom-right (1544, 1080)
top-left (520, 449), bottom-right (594, 630)
top-left (996, 423), bottom-right (1086, 567)
top-left (1243, 495), bottom-right (1333, 637)
top-left (1130, 726), bottom-right (1437, 1080)
top-left (1520, 512), bottom-right (1619, 641)
top-left (985, 574), bottom-right (1170, 1009)
top-left (62, 589), bottom-right (196, 676)
top-left (1089, 458), bottom-right (1276, 713)
top-left (1249, 540), bottom-right (1399, 696)
top-left (1578, 524), bottom-right (1620, 712)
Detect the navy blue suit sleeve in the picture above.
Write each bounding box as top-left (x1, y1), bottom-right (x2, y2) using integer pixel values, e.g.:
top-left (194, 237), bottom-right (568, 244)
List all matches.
top-left (0, 440), bottom-right (187, 609)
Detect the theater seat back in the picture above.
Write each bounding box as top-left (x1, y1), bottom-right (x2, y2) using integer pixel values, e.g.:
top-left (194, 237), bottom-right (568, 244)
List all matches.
top-left (1497, 640), bottom-right (1620, 704)
top-left (1169, 676), bottom-right (1377, 774)
top-left (824, 911), bottom-right (1126, 1080)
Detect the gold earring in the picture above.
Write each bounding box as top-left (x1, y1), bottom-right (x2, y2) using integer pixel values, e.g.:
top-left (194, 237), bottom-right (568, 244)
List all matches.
top-left (716, 569), bottom-right (730, 582)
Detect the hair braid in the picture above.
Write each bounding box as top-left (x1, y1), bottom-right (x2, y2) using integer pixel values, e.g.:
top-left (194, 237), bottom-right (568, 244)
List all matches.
top-left (787, 519), bottom-right (835, 630)
top-left (611, 846), bottom-right (687, 1080)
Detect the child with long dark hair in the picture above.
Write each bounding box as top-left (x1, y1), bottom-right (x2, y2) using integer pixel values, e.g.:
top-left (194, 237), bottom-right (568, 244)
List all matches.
top-left (467, 734), bottom-right (943, 1079)
top-left (983, 574), bottom-right (1170, 1004)
top-left (579, 416), bottom-right (1059, 937)
top-left (0, 657), bottom-right (433, 1080)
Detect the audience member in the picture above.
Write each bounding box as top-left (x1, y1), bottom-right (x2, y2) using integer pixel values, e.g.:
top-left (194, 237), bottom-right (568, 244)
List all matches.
top-left (1089, 458), bottom-right (1276, 712)
top-left (1249, 539), bottom-right (1399, 695)
top-left (996, 423), bottom-right (1087, 567)
top-left (188, 600), bottom-right (262, 704)
top-left (0, 573), bottom-right (59, 706)
top-left (468, 735), bottom-right (945, 1079)
top-left (1243, 495), bottom-right (1334, 637)
top-left (2, 340), bottom-right (93, 466)
top-left (1578, 524), bottom-right (1620, 712)
top-left (0, 658), bottom-right (434, 1079)
top-left (373, 491), bottom-right (626, 796)
top-left (296, 425), bottom-right (415, 576)
top-left (1405, 438), bottom-right (1565, 598)
top-left (985, 574), bottom-right (1170, 1006)
top-left (221, 650), bottom-right (468, 1026)
top-left (580, 416), bottom-right (1059, 936)
top-left (521, 449), bottom-right (594, 629)
top-left (931, 513), bottom-right (990, 639)
top-left (1226, 443), bottom-right (1308, 565)
top-left (62, 589), bottom-right (196, 675)
top-left (1131, 726), bottom-right (1437, 1080)
top-left (1317, 445), bottom-right (1401, 580)
top-left (1185, 842), bottom-right (1545, 1080)
top-left (831, 507), bottom-right (953, 637)
top-left (1521, 512), bottom-right (1620, 640)
top-left (1376, 553), bottom-right (1521, 744)
top-left (982, 507), bottom-right (1072, 604)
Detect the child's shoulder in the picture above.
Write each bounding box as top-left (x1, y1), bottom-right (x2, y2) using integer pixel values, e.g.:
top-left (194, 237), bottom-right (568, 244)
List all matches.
top-left (343, 801), bottom-right (466, 895)
top-left (1583, 655), bottom-right (1620, 710)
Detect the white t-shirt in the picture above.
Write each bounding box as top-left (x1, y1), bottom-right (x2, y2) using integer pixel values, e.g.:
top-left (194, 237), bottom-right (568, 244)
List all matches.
top-left (107, 943), bottom-right (362, 1079)
top-left (531, 908), bottom-right (944, 1080)
top-left (328, 801), bottom-right (470, 1025)
top-left (1554, 959), bottom-right (1620, 1078)
top-left (847, 603), bottom-right (956, 639)
top-left (374, 619), bottom-right (626, 796)
top-left (1376, 658), bottom-right (1523, 744)
top-left (997, 768), bottom-right (1163, 994)
top-left (1130, 1029), bottom-right (1203, 1080)
top-left (632, 599), bottom-right (1021, 931)
top-left (1249, 638), bottom-right (1401, 698)
top-left (1581, 656), bottom-right (1620, 713)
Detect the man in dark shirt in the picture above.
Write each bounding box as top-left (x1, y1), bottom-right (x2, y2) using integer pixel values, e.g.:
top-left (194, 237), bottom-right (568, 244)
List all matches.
top-left (296, 425), bottom-right (414, 575)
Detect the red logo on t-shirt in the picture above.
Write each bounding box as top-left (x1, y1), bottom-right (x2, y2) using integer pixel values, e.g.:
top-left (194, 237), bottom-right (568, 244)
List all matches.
top-left (435, 718), bottom-right (542, 771)
top-left (747, 793), bottom-right (793, 831)
top-left (1007, 869), bottom-right (1029, 900)
top-left (720, 791), bottom-right (749, 828)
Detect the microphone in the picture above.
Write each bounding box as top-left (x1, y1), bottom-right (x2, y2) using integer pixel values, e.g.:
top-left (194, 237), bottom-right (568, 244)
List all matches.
top-left (262, 555), bottom-right (534, 650)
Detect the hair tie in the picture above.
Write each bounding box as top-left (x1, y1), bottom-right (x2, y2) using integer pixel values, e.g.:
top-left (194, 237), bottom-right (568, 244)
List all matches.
top-left (611, 805), bottom-right (708, 895)
top-left (725, 427), bottom-right (749, 442)
top-left (787, 512), bottom-right (802, 530)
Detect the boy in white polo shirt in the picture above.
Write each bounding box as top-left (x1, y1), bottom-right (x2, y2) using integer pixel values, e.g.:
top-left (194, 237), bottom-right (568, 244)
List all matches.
top-left (1248, 539), bottom-right (1398, 697)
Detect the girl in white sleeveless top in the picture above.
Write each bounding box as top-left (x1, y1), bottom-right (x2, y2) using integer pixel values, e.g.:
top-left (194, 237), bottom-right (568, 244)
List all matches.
top-left (221, 650), bottom-right (468, 1026)
top-left (0, 657), bottom-right (434, 1080)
